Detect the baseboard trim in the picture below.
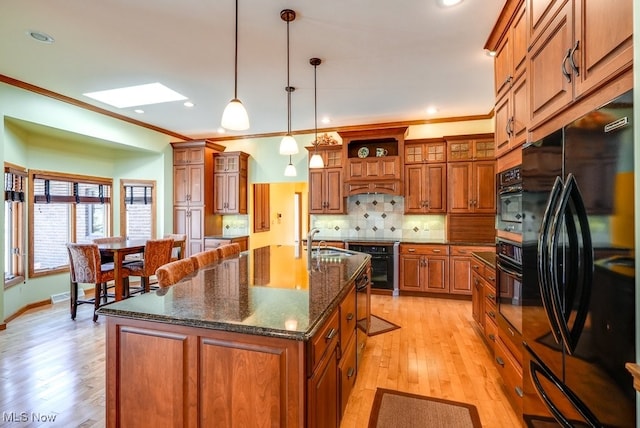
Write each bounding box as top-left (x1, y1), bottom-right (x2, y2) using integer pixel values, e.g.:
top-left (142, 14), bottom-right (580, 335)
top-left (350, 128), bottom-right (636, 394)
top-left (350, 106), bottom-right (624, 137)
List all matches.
top-left (3, 298), bottom-right (52, 325)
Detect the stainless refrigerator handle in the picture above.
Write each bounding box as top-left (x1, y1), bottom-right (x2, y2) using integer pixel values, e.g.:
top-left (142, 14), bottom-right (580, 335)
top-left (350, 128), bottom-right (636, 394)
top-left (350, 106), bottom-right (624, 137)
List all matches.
top-left (537, 177), bottom-right (565, 345)
top-left (523, 342), bottom-right (602, 428)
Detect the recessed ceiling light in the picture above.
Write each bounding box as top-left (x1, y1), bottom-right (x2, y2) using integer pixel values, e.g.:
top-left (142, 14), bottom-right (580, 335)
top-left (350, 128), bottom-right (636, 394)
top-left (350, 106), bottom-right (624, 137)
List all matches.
top-left (426, 106), bottom-right (438, 115)
top-left (134, 109), bottom-right (144, 114)
top-left (83, 82), bottom-right (187, 108)
top-left (217, 127), bottom-right (226, 134)
top-left (437, 0), bottom-right (463, 7)
top-left (486, 50), bottom-right (497, 57)
top-left (27, 30), bottom-right (54, 44)
top-left (321, 117), bottom-right (331, 124)
top-left (184, 101), bottom-right (194, 108)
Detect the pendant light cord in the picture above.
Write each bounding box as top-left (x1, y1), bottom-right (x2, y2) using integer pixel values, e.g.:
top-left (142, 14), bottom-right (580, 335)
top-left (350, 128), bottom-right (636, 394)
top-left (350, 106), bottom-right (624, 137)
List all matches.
top-left (313, 62), bottom-right (318, 145)
top-left (286, 18), bottom-right (292, 135)
top-left (233, 0), bottom-right (239, 99)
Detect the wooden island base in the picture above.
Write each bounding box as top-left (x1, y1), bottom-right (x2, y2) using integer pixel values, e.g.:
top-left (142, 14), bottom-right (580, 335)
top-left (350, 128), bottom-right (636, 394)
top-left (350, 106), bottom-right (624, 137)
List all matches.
top-left (106, 316), bottom-right (305, 427)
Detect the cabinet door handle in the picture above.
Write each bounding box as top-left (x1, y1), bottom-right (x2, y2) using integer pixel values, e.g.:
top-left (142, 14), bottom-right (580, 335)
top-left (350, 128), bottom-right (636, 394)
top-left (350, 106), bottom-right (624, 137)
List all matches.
top-left (507, 327), bottom-right (515, 337)
top-left (488, 311), bottom-right (496, 319)
top-left (569, 40), bottom-right (580, 76)
top-left (487, 293), bottom-right (496, 300)
top-left (508, 117), bottom-right (515, 136)
top-left (346, 313), bottom-right (354, 321)
top-left (515, 386), bottom-right (524, 398)
top-left (488, 276), bottom-right (495, 282)
top-left (495, 357), bottom-right (505, 367)
top-left (488, 333), bottom-right (496, 341)
top-left (561, 48), bottom-right (572, 83)
top-left (325, 328), bottom-right (338, 341)
top-left (347, 367), bottom-right (355, 378)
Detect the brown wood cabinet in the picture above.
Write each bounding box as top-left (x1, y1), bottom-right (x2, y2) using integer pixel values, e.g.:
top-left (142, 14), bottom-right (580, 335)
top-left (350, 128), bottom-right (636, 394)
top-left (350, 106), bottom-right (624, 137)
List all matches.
top-left (403, 138), bottom-right (447, 214)
top-left (528, 0), bottom-right (633, 127)
top-left (470, 253), bottom-right (497, 353)
top-left (339, 127), bottom-right (407, 196)
top-left (253, 183), bottom-right (270, 232)
top-left (307, 145), bottom-right (345, 214)
top-left (172, 140), bottom-right (225, 256)
top-left (445, 134), bottom-right (495, 162)
top-left (213, 152), bottom-right (249, 214)
top-left (449, 245), bottom-right (494, 296)
top-left (447, 161), bottom-right (496, 214)
top-left (404, 163), bottom-right (446, 214)
top-left (399, 244), bottom-right (449, 294)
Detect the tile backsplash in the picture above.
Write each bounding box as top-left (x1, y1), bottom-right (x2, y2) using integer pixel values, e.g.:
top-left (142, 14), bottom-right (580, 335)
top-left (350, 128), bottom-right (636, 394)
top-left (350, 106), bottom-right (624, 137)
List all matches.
top-left (222, 215), bottom-right (250, 236)
top-left (310, 194), bottom-right (445, 241)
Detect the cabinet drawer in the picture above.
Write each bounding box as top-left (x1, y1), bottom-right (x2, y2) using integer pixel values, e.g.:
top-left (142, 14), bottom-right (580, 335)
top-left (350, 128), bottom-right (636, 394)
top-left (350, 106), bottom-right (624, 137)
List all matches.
top-left (484, 314), bottom-right (498, 353)
top-left (450, 246), bottom-right (492, 256)
top-left (470, 260), bottom-right (485, 277)
top-left (484, 284), bottom-right (497, 309)
top-left (497, 315), bottom-right (522, 366)
top-left (484, 267), bottom-right (496, 287)
top-left (399, 244), bottom-right (449, 256)
top-left (339, 334), bottom-right (357, 416)
top-left (495, 337), bottom-right (523, 415)
top-left (309, 310), bottom-right (340, 373)
top-left (484, 299), bottom-right (497, 325)
top-left (340, 287), bottom-right (357, 347)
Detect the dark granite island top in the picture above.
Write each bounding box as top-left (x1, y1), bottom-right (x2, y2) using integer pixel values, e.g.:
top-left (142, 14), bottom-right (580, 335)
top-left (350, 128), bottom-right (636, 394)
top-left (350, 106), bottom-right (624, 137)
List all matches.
top-left (100, 245), bottom-right (371, 427)
top-left (98, 245), bottom-right (370, 340)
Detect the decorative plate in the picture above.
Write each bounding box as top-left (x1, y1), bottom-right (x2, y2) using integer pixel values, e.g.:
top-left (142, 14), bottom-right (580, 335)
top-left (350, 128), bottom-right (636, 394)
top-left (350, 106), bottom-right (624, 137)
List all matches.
top-left (357, 147), bottom-right (369, 158)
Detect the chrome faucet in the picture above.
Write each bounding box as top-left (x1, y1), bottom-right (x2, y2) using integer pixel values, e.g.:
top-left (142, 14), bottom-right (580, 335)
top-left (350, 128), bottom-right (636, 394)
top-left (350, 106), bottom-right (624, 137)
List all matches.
top-left (307, 228), bottom-right (320, 270)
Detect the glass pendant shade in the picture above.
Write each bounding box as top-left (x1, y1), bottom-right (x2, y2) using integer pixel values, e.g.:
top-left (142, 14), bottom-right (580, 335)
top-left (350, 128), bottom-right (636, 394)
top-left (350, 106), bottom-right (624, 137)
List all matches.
top-left (221, 98), bottom-right (250, 130)
top-left (309, 152), bottom-right (324, 168)
top-left (284, 161), bottom-right (297, 177)
top-left (279, 134), bottom-right (299, 155)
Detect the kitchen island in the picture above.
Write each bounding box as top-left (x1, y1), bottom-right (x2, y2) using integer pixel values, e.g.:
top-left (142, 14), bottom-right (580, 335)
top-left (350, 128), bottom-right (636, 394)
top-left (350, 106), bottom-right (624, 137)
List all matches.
top-left (98, 245), bottom-right (370, 428)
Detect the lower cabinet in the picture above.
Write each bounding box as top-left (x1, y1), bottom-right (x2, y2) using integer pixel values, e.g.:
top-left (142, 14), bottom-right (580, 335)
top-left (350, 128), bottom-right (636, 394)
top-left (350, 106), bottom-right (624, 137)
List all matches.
top-left (399, 244), bottom-right (449, 293)
top-left (450, 245), bottom-right (494, 296)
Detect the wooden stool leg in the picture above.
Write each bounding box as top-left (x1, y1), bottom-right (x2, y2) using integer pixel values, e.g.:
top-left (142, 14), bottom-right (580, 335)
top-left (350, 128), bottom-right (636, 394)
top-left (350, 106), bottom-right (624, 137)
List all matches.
top-left (93, 283), bottom-right (101, 322)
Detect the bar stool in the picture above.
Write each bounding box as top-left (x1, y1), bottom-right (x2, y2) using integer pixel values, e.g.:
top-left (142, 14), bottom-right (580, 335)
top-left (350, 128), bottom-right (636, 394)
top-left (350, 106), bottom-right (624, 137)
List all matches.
top-left (156, 258), bottom-right (197, 288)
top-left (66, 243), bottom-right (129, 322)
top-left (217, 243), bottom-right (241, 259)
top-left (190, 249), bottom-right (219, 269)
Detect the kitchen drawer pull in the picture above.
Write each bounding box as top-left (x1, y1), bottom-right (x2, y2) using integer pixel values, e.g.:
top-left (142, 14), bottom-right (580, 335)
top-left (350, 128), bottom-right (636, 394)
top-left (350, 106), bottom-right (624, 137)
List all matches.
top-left (488, 311), bottom-right (496, 319)
top-left (347, 367), bottom-right (355, 378)
top-left (325, 328), bottom-right (338, 341)
top-left (515, 386), bottom-right (524, 398)
top-left (346, 313), bottom-right (354, 321)
top-left (488, 334), bottom-right (496, 341)
top-left (487, 293), bottom-right (496, 300)
top-left (507, 327), bottom-right (515, 337)
top-left (432, 249), bottom-right (441, 253)
top-left (495, 357), bottom-right (505, 367)
top-left (408, 248), bottom-right (416, 252)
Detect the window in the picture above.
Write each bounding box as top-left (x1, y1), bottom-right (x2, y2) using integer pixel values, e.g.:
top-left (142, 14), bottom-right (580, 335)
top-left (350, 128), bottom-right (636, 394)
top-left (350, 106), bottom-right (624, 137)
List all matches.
top-left (29, 170), bottom-right (112, 277)
top-left (120, 180), bottom-right (156, 240)
top-left (4, 164), bottom-right (26, 287)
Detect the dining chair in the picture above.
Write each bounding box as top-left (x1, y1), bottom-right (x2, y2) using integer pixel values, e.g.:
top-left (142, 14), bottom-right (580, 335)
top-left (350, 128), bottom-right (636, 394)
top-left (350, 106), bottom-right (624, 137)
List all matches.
top-left (217, 243), bottom-right (241, 259)
top-left (155, 258), bottom-right (197, 288)
top-left (165, 233), bottom-right (187, 261)
top-left (123, 238), bottom-right (174, 293)
top-left (66, 243), bottom-right (130, 322)
top-left (190, 248), bottom-right (219, 269)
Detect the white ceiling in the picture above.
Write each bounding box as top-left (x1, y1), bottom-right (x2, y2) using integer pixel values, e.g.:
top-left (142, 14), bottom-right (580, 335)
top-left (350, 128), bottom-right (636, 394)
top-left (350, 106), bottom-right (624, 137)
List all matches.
top-left (0, 0), bottom-right (505, 140)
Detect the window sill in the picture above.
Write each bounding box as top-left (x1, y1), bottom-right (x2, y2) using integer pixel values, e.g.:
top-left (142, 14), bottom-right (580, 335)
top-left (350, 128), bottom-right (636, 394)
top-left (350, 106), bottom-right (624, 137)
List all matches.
top-left (4, 275), bottom-right (25, 290)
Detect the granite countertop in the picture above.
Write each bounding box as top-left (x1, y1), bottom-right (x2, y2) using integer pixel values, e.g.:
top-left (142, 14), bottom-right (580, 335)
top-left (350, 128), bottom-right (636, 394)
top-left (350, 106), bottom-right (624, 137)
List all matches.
top-left (472, 251), bottom-right (496, 267)
top-left (97, 245), bottom-right (370, 341)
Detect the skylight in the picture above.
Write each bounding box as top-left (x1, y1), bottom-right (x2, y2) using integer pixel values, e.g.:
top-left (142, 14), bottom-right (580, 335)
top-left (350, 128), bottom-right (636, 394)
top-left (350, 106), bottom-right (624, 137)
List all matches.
top-left (83, 83), bottom-right (187, 108)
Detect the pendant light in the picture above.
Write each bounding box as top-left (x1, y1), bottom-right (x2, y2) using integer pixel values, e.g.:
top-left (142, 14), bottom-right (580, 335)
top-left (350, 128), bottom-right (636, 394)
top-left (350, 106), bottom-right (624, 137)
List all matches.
top-left (221, 0), bottom-right (250, 131)
top-left (279, 9), bottom-right (298, 156)
top-left (308, 58), bottom-right (325, 169)
top-left (284, 155), bottom-right (297, 176)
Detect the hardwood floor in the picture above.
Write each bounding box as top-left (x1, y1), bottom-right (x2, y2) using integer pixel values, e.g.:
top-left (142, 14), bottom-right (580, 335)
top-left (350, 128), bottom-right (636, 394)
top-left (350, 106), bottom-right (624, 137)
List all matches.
top-left (0, 294), bottom-right (519, 427)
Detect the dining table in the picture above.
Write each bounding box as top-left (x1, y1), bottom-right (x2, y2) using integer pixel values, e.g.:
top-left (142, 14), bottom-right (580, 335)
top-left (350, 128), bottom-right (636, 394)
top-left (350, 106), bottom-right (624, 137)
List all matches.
top-left (96, 239), bottom-right (147, 301)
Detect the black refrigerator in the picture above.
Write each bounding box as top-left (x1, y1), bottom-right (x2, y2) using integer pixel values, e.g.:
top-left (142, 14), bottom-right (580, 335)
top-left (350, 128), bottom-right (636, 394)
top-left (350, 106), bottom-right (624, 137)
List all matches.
top-left (521, 90), bottom-right (635, 427)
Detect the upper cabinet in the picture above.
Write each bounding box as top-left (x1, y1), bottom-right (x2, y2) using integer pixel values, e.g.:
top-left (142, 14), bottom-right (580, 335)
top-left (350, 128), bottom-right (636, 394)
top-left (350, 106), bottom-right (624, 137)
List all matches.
top-left (404, 138), bottom-right (447, 214)
top-left (213, 152), bottom-right (249, 215)
top-left (307, 145), bottom-right (345, 214)
top-left (171, 140), bottom-right (226, 256)
top-left (445, 134), bottom-right (495, 162)
top-left (494, 4), bottom-right (528, 158)
top-left (527, 0), bottom-right (633, 127)
top-left (338, 127), bottom-right (407, 196)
